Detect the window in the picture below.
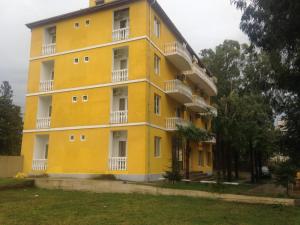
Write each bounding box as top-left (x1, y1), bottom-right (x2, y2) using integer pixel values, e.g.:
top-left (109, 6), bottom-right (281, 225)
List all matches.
top-left (82, 95), bottom-right (88, 102)
top-left (74, 58), bottom-right (79, 64)
top-left (154, 54), bottom-right (160, 75)
top-left (84, 56), bottom-right (89, 63)
top-left (69, 135), bottom-right (75, 142)
top-left (72, 96), bottom-right (78, 103)
top-left (119, 141), bottom-right (127, 157)
top-left (154, 136), bottom-right (161, 157)
top-left (85, 19), bottom-right (90, 26)
top-left (154, 94), bottom-right (161, 115)
top-left (198, 151), bottom-right (204, 166)
top-left (80, 135), bottom-right (86, 142)
top-left (74, 22), bottom-right (80, 29)
top-left (154, 17), bottom-right (160, 37)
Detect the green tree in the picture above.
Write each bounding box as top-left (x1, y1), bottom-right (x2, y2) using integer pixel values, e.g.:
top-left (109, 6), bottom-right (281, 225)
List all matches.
top-left (231, 0), bottom-right (300, 168)
top-left (176, 124), bottom-right (211, 179)
top-left (0, 81), bottom-right (23, 155)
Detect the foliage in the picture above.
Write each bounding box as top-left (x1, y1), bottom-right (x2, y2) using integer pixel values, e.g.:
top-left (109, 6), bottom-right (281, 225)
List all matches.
top-left (200, 41), bottom-right (277, 182)
top-left (274, 161), bottom-right (298, 196)
top-left (231, 0), bottom-right (300, 169)
top-left (163, 170), bottom-right (182, 183)
top-left (0, 81), bottom-right (23, 155)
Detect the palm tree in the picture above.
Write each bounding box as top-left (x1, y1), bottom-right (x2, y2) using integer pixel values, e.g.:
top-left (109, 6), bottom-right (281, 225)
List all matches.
top-left (176, 124), bottom-right (212, 179)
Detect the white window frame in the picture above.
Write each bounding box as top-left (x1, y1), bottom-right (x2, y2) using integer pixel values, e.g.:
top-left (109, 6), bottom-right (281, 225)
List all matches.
top-left (80, 135), bottom-right (86, 142)
top-left (82, 95), bottom-right (88, 102)
top-left (72, 96), bottom-right (78, 103)
top-left (69, 135), bottom-right (75, 142)
top-left (84, 56), bottom-right (90, 63)
top-left (154, 136), bottom-right (161, 157)
top-left (74, 58), bottom-right (79, 64)
top-left (154, 54), bottom-right (160, 75)
top-left (154, 17), bottom-right (161, 38)
top-left (154, 94), bottom-right (161, 115)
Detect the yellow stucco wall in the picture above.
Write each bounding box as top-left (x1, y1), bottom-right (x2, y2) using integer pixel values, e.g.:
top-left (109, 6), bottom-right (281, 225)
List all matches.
top-left (22, 0), bottom-right (214, 179)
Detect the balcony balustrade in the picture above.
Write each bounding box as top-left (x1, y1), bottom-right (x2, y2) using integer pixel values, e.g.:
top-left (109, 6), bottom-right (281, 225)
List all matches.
top-left (184, 64), bottom-right (217, 96)
top-left (39, 80), bottom-right (54, 92)
top-left (112, 27), bottom-right (130, 41)
top-left (186, 95), bottom-right (208, 113)
top-left (32, 159), bottom-right (48, 171)
top-left (36, 117), bottom-right (51, 129)
top-left (166, 117), bottom-right (189, 131)
top-left (42, 43), bottom-right (56, 55)
top-left (112, 69), bottom-right (128, 82)
top-left (110, 110), bottom-right (128, 124)
top-left (109, 157), bottom-right (127, 171)
top-left (164, 42), bottom-right (192, 71)
top-left (165, 80), bottom-right (193, 104)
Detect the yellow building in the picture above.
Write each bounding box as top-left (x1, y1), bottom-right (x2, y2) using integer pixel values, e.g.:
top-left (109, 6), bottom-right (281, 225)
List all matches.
top-left (21, 0), bottom-right (217, 181)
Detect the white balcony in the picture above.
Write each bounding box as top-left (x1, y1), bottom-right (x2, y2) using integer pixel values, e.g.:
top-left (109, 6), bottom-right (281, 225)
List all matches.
top-left (109, 157), bottom-right (127, 171)
top-left (110, 111), bottom-right (128, 124)
top-left (112, 27), bottom-right (129, 41)
top-left (36, 117), bottom-right (51, 129)
top-left (204, 137), bottom-right (217, 144)
top-left (166, 117), bottom-right (189, 131)
top-left (164, 42), bottom-right (192, 71)
top-left (165, 80), bottom-right (193, 104)
top-left (32, 159), bottom-right (48, 171)
top-left (112, 69), bottom-right (128, 82)
top-left (185, 95), bottom-right (208, 113)
top-left (42, 43), bottom-right (56, 55)
top-left (39, 80), bottom-right (54, 92)
top-left (184, 64), bottom-right (217, 96)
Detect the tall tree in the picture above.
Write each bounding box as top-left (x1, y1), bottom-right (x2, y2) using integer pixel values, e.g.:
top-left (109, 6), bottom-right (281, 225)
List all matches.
top-left (231, 0), bottom-right (300, 168)
top-left (0, 81), bottom-right (23, 155)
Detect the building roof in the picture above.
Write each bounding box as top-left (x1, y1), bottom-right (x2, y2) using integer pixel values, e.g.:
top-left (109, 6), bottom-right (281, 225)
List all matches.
top-left (26, 0), bottom-right (212, 76)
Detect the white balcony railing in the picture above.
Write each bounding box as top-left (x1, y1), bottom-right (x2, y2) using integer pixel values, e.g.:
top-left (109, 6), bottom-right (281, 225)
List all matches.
top-left (184, 64), bottom-right (217, 96)
top-left (42, 43), bottom-right (56, 55)
top-left (165, 80), bottom-right (193, 99)
top-left (109, 157), bottom-right (127, 171)
top-left (112, 69), bottom-right (128, 82)
top-left (110, 111), bottom-right (128, 124)
top-left (36, 117), bottom-right (51, 129)
top-left (32, 159), bottom-right (48, 171)
top-left (40, 80), bottom-right (54, 92)
top-left (164, 42), bottom-right (192, 62)
top-left (112, 27), bottom-right (129, 41)
top-left (166, 117), bottom-right (189, 130)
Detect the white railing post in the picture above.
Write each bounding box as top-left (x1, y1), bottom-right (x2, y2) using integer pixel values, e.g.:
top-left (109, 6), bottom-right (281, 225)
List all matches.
top-left (42, 43), bottom-right (56, 55)
top-left (40, 80), bottom-right (54, 92)
top-left (36, 117), bottom-right (51, 129)
top-left (110, 111), bottom-right (128, 124)
top-left (32, 159), bottom-right (48, 171)
top-left (112, 27), bottom-right (129, 41)
top-left (112, 69), bottom-right (128, 82)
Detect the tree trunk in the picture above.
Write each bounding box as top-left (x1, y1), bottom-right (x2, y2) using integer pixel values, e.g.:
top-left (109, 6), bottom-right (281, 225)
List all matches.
top-left (234, 149), bottom-right (239, 180)
top-left (249, 139), bottom-right (256, 183)
top-left (185, 140), bottom-right (191, 179)
top-left (257, 151), bottom-right (263, 179)
top-left (221, 139), bottom-right (226, 180)
top-left (216, 132), bottom-right (222, 183)
top-left (226, 142), bottom-right (232, 182)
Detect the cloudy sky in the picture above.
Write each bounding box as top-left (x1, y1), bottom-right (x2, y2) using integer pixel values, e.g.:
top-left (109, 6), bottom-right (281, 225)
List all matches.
top-left (0, 0), bottom-right (248, 109)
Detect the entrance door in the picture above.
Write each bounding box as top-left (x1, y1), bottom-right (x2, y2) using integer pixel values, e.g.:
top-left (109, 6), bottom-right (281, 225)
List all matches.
top-left (119, 98), bottom-right (127, 111)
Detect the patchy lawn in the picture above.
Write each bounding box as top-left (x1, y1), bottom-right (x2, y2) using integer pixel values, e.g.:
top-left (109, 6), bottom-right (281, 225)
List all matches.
top-left (0, 188), bottom-right (300, 225)
top-left (0, 178), bottom-right (34, 190)
top-left (146, 181), bottom-right (290, 198)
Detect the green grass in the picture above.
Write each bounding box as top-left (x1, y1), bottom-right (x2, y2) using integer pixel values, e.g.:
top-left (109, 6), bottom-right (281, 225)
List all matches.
top-left (0, 188), bottom-right (300, 225)
top-left (148, 182), bottom-right (290, 198)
